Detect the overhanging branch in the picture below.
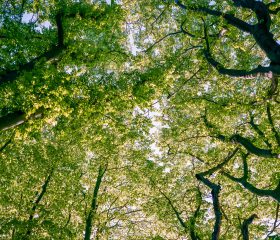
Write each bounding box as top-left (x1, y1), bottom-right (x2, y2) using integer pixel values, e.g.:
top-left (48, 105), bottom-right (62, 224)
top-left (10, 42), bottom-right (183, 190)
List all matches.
top-left (145, 31), bottom-right (184, 52)
top-left (222, 158), bottom-right (280, 203)
top-left (203, 112), bottom-right (279, 158)
top-left (0, 12), bottom-right (65, 85)
top-left (175, 0), bottom-right (253, 33)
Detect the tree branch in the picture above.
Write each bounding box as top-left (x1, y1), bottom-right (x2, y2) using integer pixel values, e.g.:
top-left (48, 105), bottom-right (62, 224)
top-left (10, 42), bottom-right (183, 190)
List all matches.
top-left (222, 168), bottom-right (280, 203)
top-left (0, 111), bottom-right (26, 131)
top-left (267, 74), bottom-right (278, 99)
top-left (195, 174), bottom-right (222, 240)
top-left (202, 20), bottom-right (272, 77)
top-left (175, 0), bottom-right (280, 69)
top-left (159, 190), bottom-right (188, 231)
top-left (241, 214), bottom-right (258, 240)
top-left (204, 50), bottom-right (272, 77)
top-left (145, 31), bottom-right (183, 52)
top-left (265, 203), bottom-right (279, 239)
top-left (175, 0), bottom-right (253, 33)
top-left (249, 113), bottom-right (271, 148)
top-left (203, 112), bottom-right (278, 158)
top-left (190, 188), bottom-right (202, 240)
top-left (25, 168), bottom-right (54, 238)
top-left (232, 0), bottom-right (271, 29)
top-left (0, 137), bottom-right (13, 152)
top-left (230, 134), bottom-right (278, 158)
top-left (180, 19), bottom-right (196, 38)
top-left (0, 108), bottom-right (45, 132)
top-left (0, 12), bottom-right (65, 85)
top-left (55, 11), bottom-right (64, 47)
top-left (199, 148), bottom-right (239, 177)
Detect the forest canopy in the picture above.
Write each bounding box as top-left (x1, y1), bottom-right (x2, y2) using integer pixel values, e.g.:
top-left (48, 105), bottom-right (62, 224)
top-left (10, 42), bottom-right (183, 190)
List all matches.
top-left (0, 0), bottom-right (279, 239)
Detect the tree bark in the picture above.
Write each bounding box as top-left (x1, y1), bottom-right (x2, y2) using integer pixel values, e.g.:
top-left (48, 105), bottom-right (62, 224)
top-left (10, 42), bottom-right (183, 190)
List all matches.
top-left (175, 0), bottom-right (280, 75)
top-left (0, 12), bottom-right (64, 85)
top-left (0, 111), bottom-right (26, 131)
top-left (0, 108), bottom-right (44, 131)
top-left (195, 174), bottom-right (222, 240)
top-left (222, 154), bottom-right (280, 202)
top-left (84, 164), bottom-right (107, 240)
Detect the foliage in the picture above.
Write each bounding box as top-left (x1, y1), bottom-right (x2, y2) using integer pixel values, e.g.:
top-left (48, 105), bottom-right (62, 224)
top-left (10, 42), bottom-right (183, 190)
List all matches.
top-left (0, 0), bottom-right (280, 239)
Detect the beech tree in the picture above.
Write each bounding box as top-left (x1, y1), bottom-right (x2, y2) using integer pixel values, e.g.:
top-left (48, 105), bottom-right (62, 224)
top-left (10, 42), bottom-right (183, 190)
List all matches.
top-left (0, 0), bottom-right (280, 239)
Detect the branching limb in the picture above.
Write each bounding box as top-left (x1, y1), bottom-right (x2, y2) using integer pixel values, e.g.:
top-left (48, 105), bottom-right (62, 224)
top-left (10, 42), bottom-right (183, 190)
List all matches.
top-left (203, 112), bottom-right (279, 158)
top-left (145, 30), bottom-right (186, 52)
top-left (199, 148), bottom-right (239, 177)
top-left (222, 157), bottom-right (280, 202)
top-left (204, 50), bottom-right (272, 77)
top-left (180, 19), bottom-right (196, 38)
top-left (195, 153), bottom-right (225, 240)
top-left (195, 174), bottom-right (222, 240)
top-left (151, 8), bottom-right (167, 29)
top-left (175, 0), bottom-right (253, 33)
top-left (0, 11), bottom-right (65, 85)
top-left (159, 190), bottom-right (187, 231)
top-left (230, 134), bottom-right (278, 158)
top-left (232, 0), bottom-right (271, 29)
top-left (175, 0), bottom-right (280, 68)
top-left (249, 113), bottom-right (271, 148)
top-left (201, 19), bottom-right (272, 78)
top-left (241, 214), bottom-right (258, 240)
top-left (190, 188), bottom-right (202, 240)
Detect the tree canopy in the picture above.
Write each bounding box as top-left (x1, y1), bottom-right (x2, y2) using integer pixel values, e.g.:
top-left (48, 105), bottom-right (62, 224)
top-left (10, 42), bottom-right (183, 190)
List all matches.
top-left (0, 0), bottom-right (279, 239)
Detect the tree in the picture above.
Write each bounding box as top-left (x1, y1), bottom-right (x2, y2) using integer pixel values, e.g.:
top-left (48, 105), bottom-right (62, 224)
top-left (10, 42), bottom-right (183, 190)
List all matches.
top-left (1, 0), bottom-right (280, 239)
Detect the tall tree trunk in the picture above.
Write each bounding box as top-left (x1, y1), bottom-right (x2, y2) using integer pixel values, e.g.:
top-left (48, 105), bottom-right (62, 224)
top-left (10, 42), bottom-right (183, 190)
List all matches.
top-left (84, 164), bottom-right (107, 240)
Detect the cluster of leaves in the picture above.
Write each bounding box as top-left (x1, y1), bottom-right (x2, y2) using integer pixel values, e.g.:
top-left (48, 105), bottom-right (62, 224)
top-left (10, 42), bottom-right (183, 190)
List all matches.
top-left (0, 0), bottom-right (280, 239)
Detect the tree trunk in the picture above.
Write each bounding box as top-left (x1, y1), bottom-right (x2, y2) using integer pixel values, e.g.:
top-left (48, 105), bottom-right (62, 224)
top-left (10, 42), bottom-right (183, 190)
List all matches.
top-left (84, 164), bottom-right (107, 240)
